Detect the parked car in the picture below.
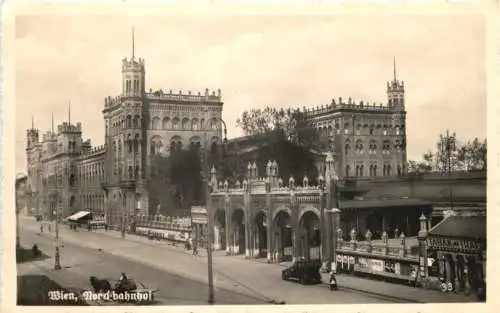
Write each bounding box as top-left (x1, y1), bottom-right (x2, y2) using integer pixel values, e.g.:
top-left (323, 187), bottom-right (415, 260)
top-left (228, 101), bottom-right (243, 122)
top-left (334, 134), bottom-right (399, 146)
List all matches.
top-left (281, 259), bottom-right (322, 285)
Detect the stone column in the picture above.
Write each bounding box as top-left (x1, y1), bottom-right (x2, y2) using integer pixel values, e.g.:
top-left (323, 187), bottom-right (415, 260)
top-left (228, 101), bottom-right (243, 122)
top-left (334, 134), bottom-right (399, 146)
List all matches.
top-left (453, 254), bottom-right (460, 293)
top-left (266, 208), bottom-right (273, 263)
top-left (274, 231), bottom-right (280, 262)
top-left (225, 197), bottom-right (231, 255)
top-left (214, 226), bottom-right (221, 250)
top-left (463, 256), bottom-right (472, 294)
top-left (254, 228), bottom-right (259, 258)
top-left (244, 213), bottom-right (251, 258)
top-left (291, 196), bottom-right (299, 262)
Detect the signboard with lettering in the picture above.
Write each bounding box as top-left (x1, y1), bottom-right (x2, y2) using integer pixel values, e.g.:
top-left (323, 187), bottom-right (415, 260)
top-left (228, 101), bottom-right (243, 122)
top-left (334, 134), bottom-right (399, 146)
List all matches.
top-left (427, 237), bottom-right (483, 251)
top-left (371, 259), bottom-right (385, 272)
top-left (357, 257), bottom-right (369, 269)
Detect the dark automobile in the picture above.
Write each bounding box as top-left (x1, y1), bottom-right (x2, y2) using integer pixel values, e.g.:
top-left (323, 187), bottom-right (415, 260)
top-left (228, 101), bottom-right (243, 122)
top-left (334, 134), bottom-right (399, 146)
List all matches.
top-left (281, 260), bottom-right (322, 285)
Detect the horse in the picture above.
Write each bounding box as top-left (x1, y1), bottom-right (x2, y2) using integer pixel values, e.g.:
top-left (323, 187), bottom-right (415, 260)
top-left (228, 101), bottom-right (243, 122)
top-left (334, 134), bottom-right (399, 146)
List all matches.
top-left (89, 276), bottom-right (112, 293)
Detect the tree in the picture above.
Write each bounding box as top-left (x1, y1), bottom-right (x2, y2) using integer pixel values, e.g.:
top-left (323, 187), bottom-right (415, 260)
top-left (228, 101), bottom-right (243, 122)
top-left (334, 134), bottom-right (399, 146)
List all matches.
top-left (236, 106), bottom-right (329, 151)
top-left (146, 149), bottom-right (202, 216)
top-left (408, 133), bottom-right (486, 173)
top-left (457, 138), bottom-right (487, 171)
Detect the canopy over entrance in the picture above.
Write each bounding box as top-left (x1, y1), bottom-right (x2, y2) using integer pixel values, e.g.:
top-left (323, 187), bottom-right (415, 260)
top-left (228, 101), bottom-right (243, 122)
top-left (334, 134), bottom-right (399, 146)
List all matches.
top-left (66, 211), bottom-right (93, 223)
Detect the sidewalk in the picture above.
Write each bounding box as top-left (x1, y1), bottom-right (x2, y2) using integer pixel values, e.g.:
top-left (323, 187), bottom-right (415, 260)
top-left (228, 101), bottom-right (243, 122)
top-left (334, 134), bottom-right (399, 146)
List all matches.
top-left (18, 259), bottom-right (105, 305)
top-left (20, 216), bottom-right (479, 303)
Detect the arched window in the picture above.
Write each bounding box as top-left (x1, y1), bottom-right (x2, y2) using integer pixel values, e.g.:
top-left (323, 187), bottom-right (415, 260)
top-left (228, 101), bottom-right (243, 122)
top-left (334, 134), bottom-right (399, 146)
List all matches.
top-left (191, 118), bottom-right (199, 130)
top-left (162, 117), bottom-right (170, 129)
top-left (126, 115), bottom-right (132, 128)
top-left (150, 136), bottom-right (163, 155)
top-left (382, 140), bottom-right (391, 155)
top-left (172, 118), bottom-right (180, 130)
top-left (345, 165), bottom-right (351, 177)
top-left (128, 166), bottom-right (133, 179)
top-left (355, 140), bottom-right (364, 154)
top-left (211, 118), bottom-right (218, 130)
top-left (151, 117), bottom-right (161, 130)
top-left (182, 118), bottom-right (190, 129)
top-left (127, 134), bottom-right (133, 153)
top-left (397, 165), bottom-right (402, 177)
top-left (360, 165), bottom-right (364, 177)
top-left (373, 165), bottom-right (377, 177)
top-left (344, 140), bottom-right (351, 155)
top-left (134, 134), bottom-right (140, 153)
top-left (135, 165), bottom-right (139, 179)
top-left (369, 165), bottom-right (373, 177)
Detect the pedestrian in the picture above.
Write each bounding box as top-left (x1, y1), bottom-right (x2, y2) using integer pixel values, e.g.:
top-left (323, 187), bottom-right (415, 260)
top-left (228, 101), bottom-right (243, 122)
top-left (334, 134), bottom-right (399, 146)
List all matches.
top-left (48, 224), bottom-right (51, 232)
top-left (328, 269), bottom-right (338, 291)
top-left (104, 223), bottom-right (108, 231)
top-left (40, 224), bottom-right (43, 233)
top-left (192, 241), bottom-right (198, 256)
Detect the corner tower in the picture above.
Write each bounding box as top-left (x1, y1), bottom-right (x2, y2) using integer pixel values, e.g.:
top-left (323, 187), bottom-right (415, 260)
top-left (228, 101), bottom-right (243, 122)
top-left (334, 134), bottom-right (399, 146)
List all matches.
top-left (26, 116), bottom-right (39, 150)
top-left (387, 57), bottom-right (405, 110)
top-left (387, 57), bottom-right (407, 175)
top-left (122, 28), bottom-right (145, 98)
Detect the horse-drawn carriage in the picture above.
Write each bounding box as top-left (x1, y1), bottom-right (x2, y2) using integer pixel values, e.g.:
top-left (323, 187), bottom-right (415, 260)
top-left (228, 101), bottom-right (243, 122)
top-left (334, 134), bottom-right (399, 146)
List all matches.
top-left (88, 275), bottom-right (158, 305)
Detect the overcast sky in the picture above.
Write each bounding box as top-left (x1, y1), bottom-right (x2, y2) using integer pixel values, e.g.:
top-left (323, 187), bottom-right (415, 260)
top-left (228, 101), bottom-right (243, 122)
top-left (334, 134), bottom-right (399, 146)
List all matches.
top-left (15, 14), bottom-right (486, 174)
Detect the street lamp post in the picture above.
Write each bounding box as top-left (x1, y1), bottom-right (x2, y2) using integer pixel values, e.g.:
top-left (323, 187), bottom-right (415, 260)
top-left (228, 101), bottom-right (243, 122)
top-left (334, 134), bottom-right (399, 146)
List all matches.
top-left (203, 112), bottom-right (228, 305)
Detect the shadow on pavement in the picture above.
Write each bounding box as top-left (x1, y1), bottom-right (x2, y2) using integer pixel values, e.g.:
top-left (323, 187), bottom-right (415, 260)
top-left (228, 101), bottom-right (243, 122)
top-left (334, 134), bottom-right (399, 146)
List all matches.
top-left (17, 275), bottom-right (88, 305)
top-left (16, 246), bottom-right (49, 264)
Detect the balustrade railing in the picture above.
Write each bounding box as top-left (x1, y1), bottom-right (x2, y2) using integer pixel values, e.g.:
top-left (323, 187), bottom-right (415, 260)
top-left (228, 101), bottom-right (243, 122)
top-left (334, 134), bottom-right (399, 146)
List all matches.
top-left (337, 238), bottom-right (416, 260)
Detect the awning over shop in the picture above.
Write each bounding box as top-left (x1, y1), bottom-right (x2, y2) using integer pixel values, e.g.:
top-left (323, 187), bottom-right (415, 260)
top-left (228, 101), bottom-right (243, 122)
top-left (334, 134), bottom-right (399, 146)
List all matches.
top-left (340, 198), bottom-right (431, 210)
top-left (429, 215), bottom-right (485, 240)
top-left (66, 211), bottom-right (93, 222)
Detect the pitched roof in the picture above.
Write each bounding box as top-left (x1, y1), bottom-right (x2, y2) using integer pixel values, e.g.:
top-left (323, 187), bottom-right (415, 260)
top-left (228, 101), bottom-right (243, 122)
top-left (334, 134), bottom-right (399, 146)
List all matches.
top-left (428, 215), bottom-right (486, 240)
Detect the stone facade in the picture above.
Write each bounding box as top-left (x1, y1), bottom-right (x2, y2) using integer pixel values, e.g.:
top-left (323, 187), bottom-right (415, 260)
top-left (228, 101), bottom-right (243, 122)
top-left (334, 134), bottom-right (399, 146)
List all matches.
top-left (25, 48), bottom-right (223, 225)
top-left (305, 76), bottom-right (407, 178)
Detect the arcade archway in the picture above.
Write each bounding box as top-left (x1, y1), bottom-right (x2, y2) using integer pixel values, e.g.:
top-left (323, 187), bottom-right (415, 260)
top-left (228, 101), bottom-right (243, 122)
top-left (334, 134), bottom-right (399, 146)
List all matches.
top-left (254, 212), bottom-right (267, 258)
top-left (214, 209), bottom-right (226, 251)
top-left (273, 210), bottom-right (292, 261)
top-left (231, 209), bottom-right (246, 255)
top-left (298, 210), bottom-right (321, 260)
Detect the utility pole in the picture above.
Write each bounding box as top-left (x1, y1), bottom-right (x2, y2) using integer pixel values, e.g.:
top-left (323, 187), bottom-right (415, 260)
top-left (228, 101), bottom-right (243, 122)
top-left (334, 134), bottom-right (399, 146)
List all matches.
top-left (204, 131), bottom-right (215, 305)
top-left (440, 130), bottom-right (455, 212)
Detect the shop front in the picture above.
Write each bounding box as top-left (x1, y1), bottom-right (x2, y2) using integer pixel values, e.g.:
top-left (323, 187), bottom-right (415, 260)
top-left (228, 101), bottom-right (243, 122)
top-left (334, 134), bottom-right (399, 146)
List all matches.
top-left (335, 252), bottom-right (419, 285)
top-left (426, 214), bottom-right (486, 295)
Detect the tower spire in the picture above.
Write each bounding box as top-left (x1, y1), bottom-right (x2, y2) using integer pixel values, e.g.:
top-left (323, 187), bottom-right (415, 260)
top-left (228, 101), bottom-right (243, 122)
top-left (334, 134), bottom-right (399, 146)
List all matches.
top-left (393, 56), bottom-right (397, 82)
top-left (68, 101), bottom-right (71, 124)
top-left (51, 112), bottom-right (54, 133)
top-left (132, 27), bottom-right (135, 59)
top-left (31, 115), bottom-right (34, 129)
